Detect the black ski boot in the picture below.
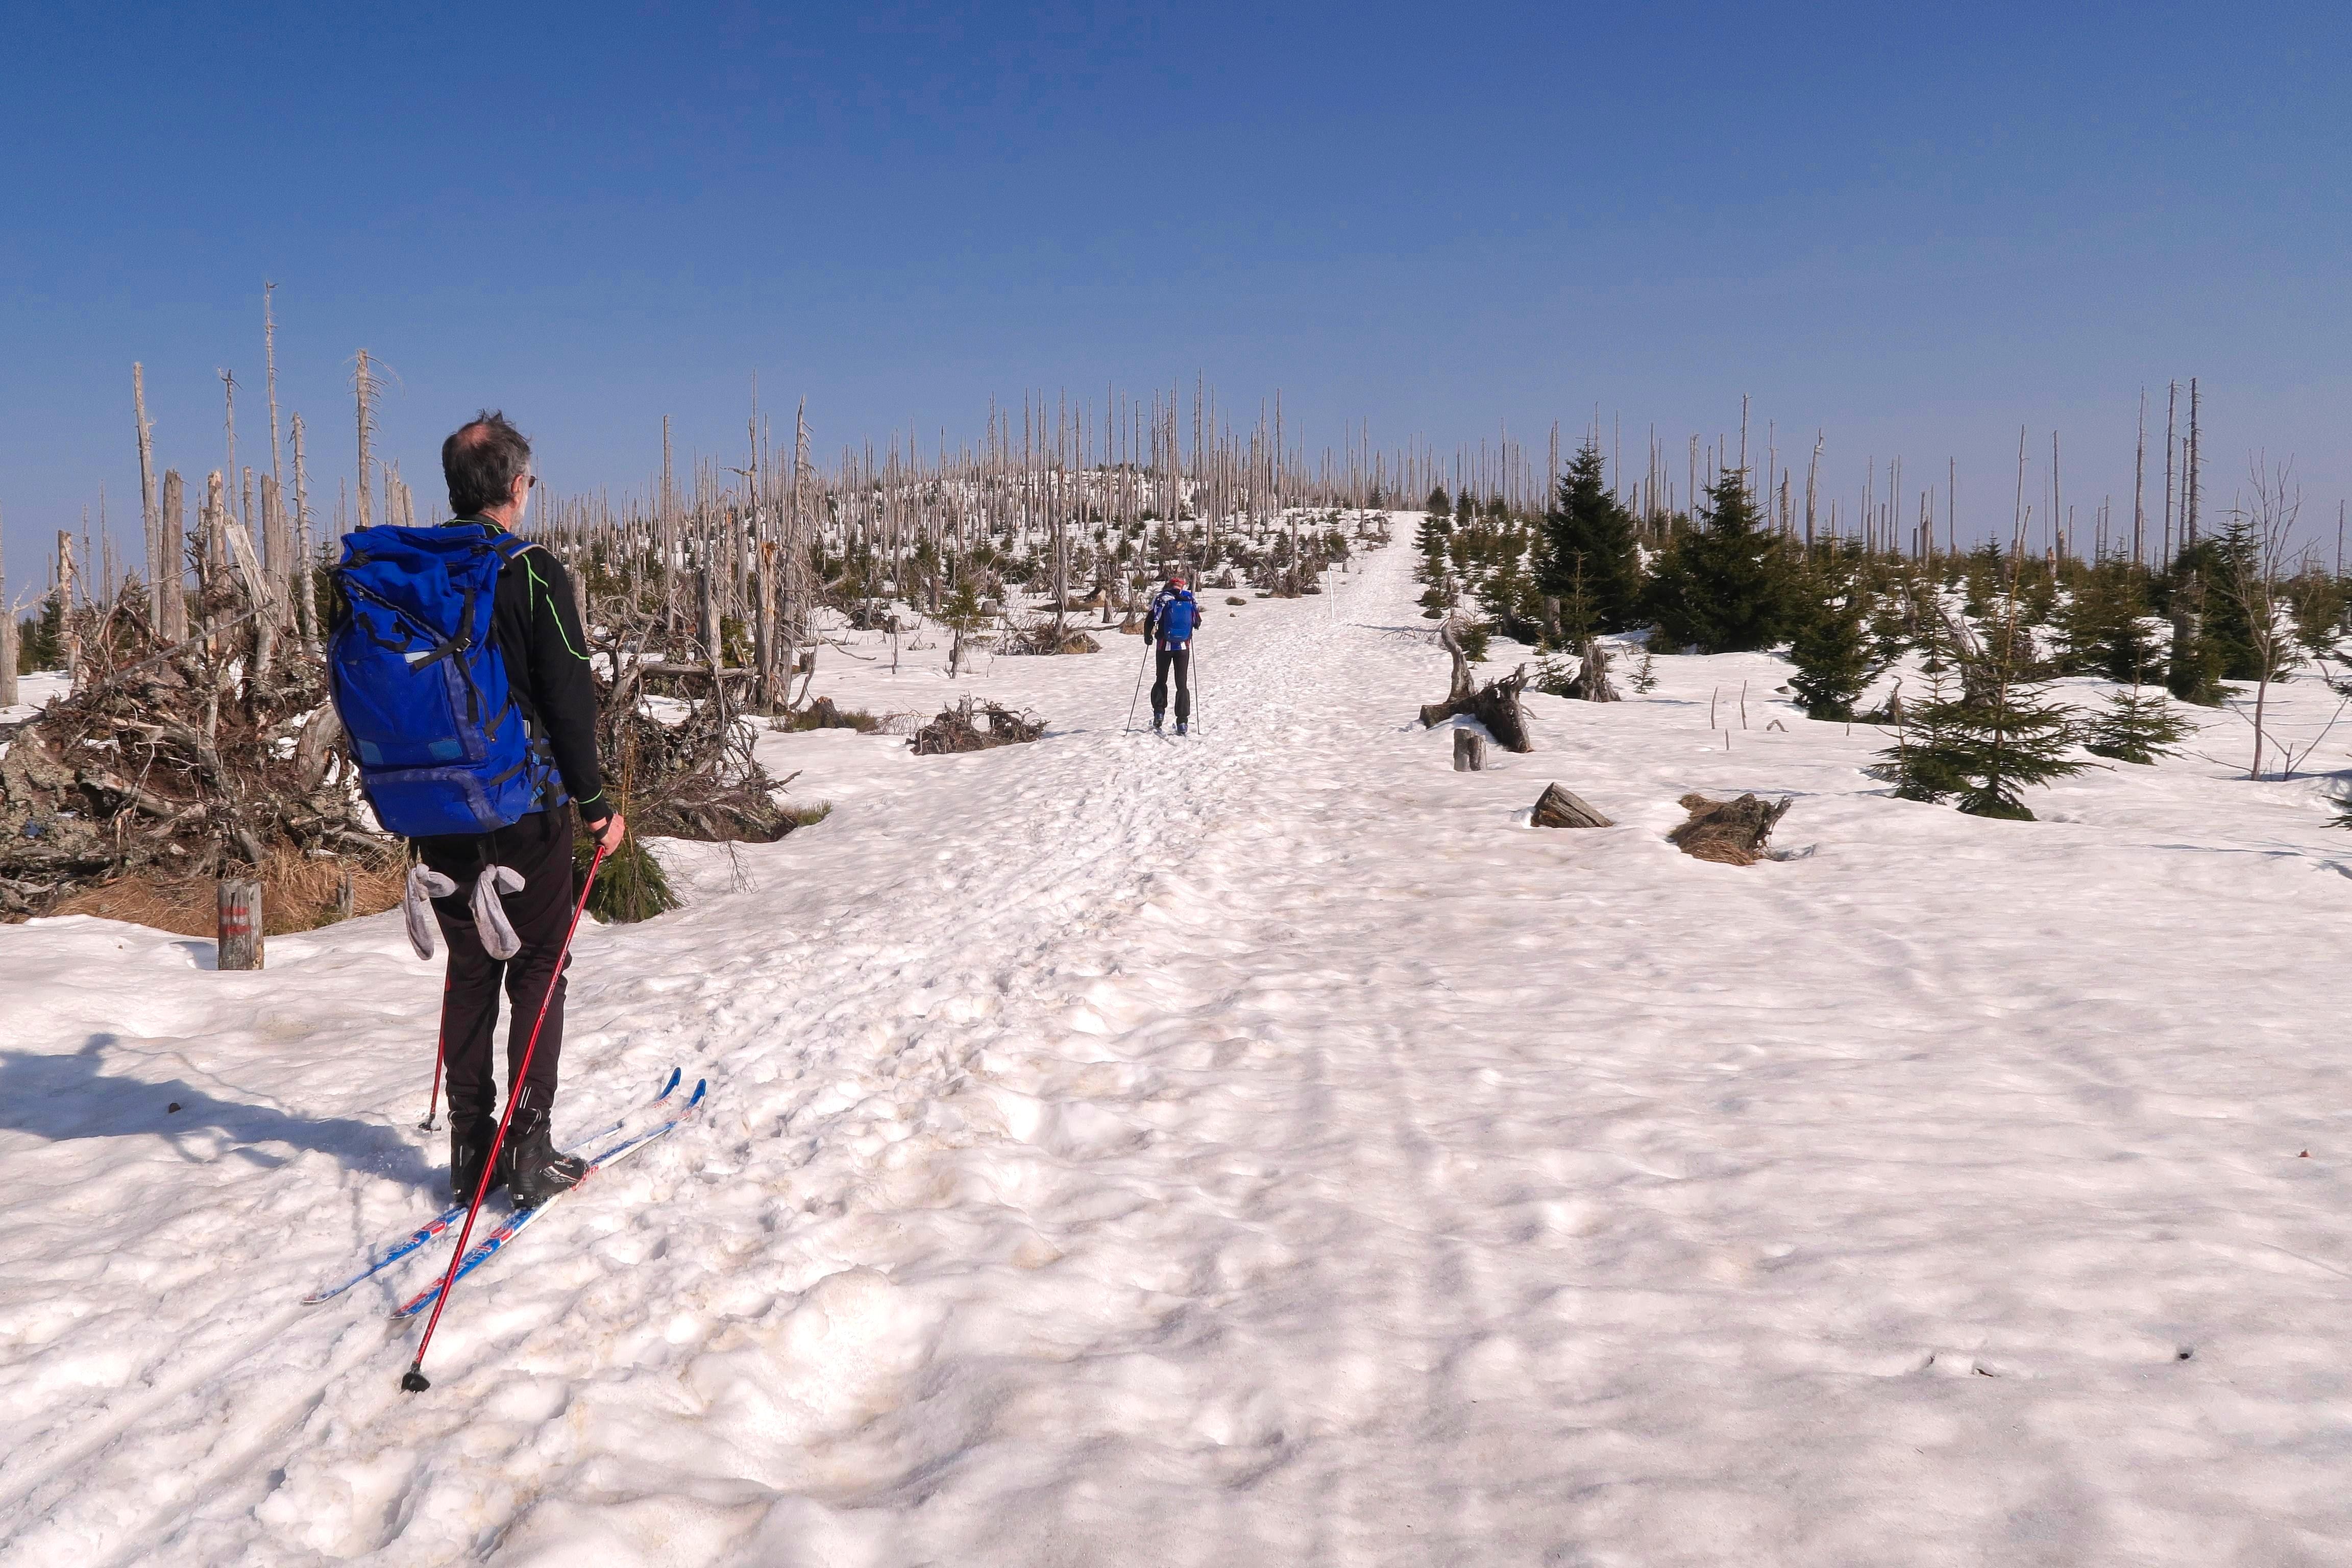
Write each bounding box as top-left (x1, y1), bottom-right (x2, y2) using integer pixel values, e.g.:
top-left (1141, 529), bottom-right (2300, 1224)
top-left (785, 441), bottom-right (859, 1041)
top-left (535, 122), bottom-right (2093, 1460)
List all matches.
top-left (448, 1111), bottom-right (501, 1206)
top-left (1175, 720), bottom-right (1188, 736)
top-left (502, 1103), bottom-right (587, 1209)
top-left (1151, 709), bottom-right (1165, 732)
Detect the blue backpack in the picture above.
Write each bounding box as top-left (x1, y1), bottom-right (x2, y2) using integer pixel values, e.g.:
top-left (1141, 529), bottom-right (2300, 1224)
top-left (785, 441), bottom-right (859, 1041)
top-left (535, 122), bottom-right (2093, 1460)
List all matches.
top-left (328, 523), bottom-right (566, 839)
top-left (1154, 587), bottom-right (1199, 644)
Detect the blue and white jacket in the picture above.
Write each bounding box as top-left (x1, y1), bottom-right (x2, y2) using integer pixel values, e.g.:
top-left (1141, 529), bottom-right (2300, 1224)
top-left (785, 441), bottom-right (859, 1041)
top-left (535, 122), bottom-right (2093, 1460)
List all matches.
top-left (1144, 585), bottom-right (1199, 648)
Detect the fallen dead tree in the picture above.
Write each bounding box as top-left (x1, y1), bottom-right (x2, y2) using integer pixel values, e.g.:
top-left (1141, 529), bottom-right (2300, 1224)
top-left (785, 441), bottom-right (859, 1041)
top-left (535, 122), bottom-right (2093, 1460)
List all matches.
top-left (592, 654), bottom-right (798, 846)
top-left (1007, 619), bottom-right (1101, 655)
top-left (911, 697), bottom-right (1044, 755)
top-left (1670, 793), bottom-right (1792, 865)
top-left (1417, 620), bottom-right (1533, 752)
top-left (0, 492), bottom-right (407, 924)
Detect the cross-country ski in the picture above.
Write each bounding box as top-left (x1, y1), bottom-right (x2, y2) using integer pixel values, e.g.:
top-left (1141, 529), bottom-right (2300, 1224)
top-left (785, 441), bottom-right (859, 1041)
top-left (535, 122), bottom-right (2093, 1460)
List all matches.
top-left (391, 1077), bottom-right (706, 1322)
top-left (301, 1066), bottom-right (682, 1305)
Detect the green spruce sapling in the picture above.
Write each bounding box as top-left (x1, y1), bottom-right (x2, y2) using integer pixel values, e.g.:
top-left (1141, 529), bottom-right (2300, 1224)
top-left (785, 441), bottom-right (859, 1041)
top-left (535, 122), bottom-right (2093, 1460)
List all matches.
top-left (1787, 572), bottom-right (1875, 720)
top-left (1879, 591), bottom-right (2086, 818)
top-left (1538, 444), bottom-right (1643, 632)
top-left (1641, 469), bottom-right (1791, 654)
top-left (2082, 687), bottom-right (2193, 765)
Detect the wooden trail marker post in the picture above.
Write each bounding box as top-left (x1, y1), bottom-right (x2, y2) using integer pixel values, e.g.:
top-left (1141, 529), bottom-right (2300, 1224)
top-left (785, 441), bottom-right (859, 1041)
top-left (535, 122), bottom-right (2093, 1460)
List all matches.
top-left (217, 879), bottom-right (263, 970)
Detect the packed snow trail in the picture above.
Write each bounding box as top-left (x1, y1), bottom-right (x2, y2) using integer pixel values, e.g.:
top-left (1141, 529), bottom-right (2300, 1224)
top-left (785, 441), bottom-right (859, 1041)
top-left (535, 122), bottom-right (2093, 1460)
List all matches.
top-left (7, 542), bottom-right (2352, 1563)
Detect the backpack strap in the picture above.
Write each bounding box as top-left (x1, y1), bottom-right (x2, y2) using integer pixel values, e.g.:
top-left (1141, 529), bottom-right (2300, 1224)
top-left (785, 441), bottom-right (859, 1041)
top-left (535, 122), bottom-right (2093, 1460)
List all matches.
top-left (478, 531), bottom-right (570, 805)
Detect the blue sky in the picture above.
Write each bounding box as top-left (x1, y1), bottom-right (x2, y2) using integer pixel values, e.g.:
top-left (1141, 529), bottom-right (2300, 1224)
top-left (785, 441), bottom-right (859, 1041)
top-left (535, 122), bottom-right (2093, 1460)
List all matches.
top-left (3, 1), bottom-right (2347, 578)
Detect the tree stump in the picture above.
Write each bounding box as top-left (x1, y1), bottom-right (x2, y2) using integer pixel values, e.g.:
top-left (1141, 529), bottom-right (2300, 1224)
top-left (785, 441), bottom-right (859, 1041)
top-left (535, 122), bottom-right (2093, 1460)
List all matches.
top-left (1454, 729), bottom-right (1485, 772)
top-left (1530, 783), bottom-right (1611, 828)
top-left (1418, 622), bottom-right (1534, 752)
top-left (217, 879), bottom-right (264, 969)
top-left (1577, 640), bottom-right (1620, 703)
top-left (1471, 670), bottom-right (1534, 751)
top-left (1669, 793), bottom-right (1792, 865)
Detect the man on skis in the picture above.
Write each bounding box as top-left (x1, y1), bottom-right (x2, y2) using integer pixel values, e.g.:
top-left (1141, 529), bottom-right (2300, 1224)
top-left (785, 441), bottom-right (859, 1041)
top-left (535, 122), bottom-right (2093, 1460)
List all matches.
top-left (1143, 571), bottom-right (1199, 734)
top-left (329, 411), bottom-right (625, 1209)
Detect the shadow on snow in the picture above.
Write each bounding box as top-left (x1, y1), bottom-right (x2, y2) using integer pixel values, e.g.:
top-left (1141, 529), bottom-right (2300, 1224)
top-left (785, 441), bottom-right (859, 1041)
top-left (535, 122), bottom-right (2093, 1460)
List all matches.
top-left (0, 1032), bottom-right (432, 1187)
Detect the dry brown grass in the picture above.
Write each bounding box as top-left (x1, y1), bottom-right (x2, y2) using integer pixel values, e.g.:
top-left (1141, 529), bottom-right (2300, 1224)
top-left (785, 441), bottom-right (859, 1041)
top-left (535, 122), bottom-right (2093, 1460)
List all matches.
top-left (1669, 793), bottom-right (1793, 866)
top-left (47, 848), bottom-right (404, 937)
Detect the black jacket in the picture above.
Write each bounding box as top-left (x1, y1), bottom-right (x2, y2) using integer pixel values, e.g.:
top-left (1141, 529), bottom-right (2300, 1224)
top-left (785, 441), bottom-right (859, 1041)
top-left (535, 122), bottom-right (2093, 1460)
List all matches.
top-left (470, 520), bottom-right (609, 825)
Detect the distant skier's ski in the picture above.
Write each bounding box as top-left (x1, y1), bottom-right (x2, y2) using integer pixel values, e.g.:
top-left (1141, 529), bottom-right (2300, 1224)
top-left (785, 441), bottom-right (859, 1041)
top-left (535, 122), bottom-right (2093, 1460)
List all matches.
top-left (303, 1068), bottom-right (683, 1305)
top-left (391, 1078), bottom-right (707, 1321)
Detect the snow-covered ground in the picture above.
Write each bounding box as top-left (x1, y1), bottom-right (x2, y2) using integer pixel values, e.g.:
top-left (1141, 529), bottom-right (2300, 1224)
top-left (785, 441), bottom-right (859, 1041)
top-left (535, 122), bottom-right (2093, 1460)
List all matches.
top-left (6, 542), bottom-right (2352, 1565)
top-left (1, 669), bottom-right (69, 726)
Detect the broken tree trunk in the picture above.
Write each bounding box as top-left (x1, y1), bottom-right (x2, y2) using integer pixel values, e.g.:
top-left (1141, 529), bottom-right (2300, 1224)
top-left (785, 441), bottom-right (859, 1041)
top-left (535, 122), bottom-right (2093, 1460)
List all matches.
top-left (157, 469), bottom-right (188, 643)
top-left (293, 701), bottom-right (344, 790)
top-left (1670, 793), bottom-right (1793, 865)
top-left (754, 540), bottom-right (781, 710)
top-left (1452, 669), bottom-right (1533, 752)
top-left (1530, 783), bottom-right (1612, 828)
top-left (1577, 639), bottom-right (1620, 702)
top-left (58, 531), bottom-right (81, 688)
top-left (1417, 620), bottom-right (1477, 727)
top-left (1454, 729), bottom-right (1485, 771)
top-left (0, 525), bottom-right (15, 709)
top-left (1417, 622), bottom-right (1534, 752)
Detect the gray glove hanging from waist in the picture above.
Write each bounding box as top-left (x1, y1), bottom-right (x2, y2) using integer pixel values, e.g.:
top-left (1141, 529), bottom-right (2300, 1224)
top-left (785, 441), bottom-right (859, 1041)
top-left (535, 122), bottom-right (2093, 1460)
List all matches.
top-left (403, 865), bottom-right (457, 960)
top-left (469, 865), bottom-right (527, 960)
top-left (403, 862), bottom-right (527, 961)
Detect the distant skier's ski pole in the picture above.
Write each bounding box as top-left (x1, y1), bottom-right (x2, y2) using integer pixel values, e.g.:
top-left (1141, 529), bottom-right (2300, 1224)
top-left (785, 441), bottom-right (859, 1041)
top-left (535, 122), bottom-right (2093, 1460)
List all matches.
top-left (400, 841), bottom-right (608, 1394)
top-left (1123, 636), bottom-right (1150, 732)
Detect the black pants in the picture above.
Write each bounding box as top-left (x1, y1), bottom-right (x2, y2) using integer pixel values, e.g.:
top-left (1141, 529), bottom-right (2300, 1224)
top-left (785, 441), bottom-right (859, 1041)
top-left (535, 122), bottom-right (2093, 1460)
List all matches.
top-left (418, 810), bottom-right (577, 1121)
top-left (1152, 643), bottom-right (1192, 722)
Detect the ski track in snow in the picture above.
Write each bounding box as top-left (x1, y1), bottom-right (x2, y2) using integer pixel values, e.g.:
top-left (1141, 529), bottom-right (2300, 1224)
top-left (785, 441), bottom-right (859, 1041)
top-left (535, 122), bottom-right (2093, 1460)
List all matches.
top-left (6, 541), bottom-right (2352, 1564)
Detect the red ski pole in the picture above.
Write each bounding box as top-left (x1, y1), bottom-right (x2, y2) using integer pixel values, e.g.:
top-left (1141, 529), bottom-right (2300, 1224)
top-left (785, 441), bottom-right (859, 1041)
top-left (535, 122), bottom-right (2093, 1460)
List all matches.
top-left (402, 840), bottom-right (608, 1393)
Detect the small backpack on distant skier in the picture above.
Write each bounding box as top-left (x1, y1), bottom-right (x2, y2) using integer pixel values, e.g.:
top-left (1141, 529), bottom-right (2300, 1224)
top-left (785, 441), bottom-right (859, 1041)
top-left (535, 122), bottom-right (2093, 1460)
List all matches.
top-left (328, 523), bottom-right (566, 839)
top-left (1150, 586), bottom-right (1198, 644)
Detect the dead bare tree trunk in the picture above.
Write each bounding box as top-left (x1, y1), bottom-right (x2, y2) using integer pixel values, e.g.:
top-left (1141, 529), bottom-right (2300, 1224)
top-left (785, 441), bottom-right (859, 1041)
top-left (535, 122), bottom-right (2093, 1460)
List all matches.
top-left (134, 363), bottom-right (161, 629)
top-left (2233, 459), bottom-right (2301, 778)
top-left (158, 469), bottom-right (188, 642)
top-left (56, 531), bottom-right (81, 688)
top-left (754, 541), bottom-right (780, 710)
top-left (1416, 619), bottom-right (1476, 726)
top-left (289, 415), bottom-right (318, 655)
top-left (0, 519), bottom-right (16, 709)
top-left (353, 350), bottom-right (376, 532)
top-left (1578, 638), bottom-right (1620, 702)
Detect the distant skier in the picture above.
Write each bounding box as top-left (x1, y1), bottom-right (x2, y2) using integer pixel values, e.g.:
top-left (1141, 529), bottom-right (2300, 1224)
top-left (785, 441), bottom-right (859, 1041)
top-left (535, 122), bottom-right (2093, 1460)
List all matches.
top-left (1143, 572), bottom-right (1199, 734)
top-left (328, 411), bottom-right (625, 1209)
